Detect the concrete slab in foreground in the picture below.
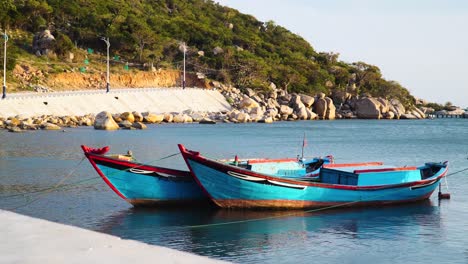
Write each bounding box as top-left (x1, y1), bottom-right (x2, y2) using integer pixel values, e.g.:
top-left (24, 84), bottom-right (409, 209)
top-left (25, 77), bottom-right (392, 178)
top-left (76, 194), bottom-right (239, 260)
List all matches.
top-left (0, 210), bottom-right (228, 264)
top-left (0, 87), bottom-right (232, 118)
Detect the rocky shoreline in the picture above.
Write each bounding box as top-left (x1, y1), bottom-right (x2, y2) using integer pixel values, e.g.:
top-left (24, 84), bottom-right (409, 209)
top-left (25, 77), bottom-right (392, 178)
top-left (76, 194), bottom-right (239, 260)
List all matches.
top-left (1, 84), bottom-right (467, 132)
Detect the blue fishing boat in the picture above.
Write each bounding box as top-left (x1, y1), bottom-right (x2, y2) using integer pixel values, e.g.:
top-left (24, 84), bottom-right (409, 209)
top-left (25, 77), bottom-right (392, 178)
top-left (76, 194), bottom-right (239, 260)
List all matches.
top-left (82, 145), bottom-right (332, 207)
top-left (81, 145), bottom-right (207, 206)
top-left (179, 144), bottom-right (449, 209)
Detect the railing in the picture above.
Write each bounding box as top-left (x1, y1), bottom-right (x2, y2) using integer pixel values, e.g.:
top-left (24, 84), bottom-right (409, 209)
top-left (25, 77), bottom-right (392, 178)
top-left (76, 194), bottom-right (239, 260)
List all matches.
top-left (428, 114), bottom-right (467, 118)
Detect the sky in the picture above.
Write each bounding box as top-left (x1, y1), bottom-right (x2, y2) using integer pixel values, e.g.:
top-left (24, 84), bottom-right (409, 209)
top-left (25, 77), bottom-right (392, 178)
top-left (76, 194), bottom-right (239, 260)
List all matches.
top-left (216, 0), bottom-right (468, 108)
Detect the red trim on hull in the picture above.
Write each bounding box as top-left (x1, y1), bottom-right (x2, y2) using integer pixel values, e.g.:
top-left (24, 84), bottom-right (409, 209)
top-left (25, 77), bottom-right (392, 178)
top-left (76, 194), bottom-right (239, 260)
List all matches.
top-left (247, 158), bottom-right (298, 164)
top-left (85, 152), bottom-right (190, 177)
top-left (354, 167), bottom-right (418, 174)
top-left (323, 162), bottom-right (383, 168)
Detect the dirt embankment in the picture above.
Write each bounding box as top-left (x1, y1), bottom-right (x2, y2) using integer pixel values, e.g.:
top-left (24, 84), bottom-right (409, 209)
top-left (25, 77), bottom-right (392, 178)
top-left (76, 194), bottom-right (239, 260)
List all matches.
top-left (13, 65), bottom-right (208, 91)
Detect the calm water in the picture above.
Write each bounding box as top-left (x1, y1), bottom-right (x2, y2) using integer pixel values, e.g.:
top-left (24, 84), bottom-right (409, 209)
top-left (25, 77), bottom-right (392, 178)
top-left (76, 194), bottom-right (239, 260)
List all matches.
top-left (1, 119), bottom-right (467, 263)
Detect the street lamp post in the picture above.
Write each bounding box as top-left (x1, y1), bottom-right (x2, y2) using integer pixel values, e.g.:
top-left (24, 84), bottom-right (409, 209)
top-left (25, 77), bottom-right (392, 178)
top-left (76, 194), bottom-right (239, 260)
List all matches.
top-left (2, 30), bottom-right (8, 99)
top-left (182, 42), bottom-right (186, 89)
top-left (100, 37), bottom-right (110, 93)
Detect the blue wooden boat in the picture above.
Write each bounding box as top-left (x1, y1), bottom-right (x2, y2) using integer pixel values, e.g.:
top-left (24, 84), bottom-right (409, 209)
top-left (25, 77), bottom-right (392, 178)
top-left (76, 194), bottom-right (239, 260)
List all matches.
top-left (178, 144), bottom-right (449, 209)
top-left (81, 145), bottom-right (207, 206)
top-left (82, 145), bottom-right (332, 207)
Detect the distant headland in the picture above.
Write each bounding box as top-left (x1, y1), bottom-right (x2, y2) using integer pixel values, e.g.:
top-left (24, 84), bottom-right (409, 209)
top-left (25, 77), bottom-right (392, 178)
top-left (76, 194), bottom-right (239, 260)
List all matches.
top-left (0, 0), bottom-right (466, 131)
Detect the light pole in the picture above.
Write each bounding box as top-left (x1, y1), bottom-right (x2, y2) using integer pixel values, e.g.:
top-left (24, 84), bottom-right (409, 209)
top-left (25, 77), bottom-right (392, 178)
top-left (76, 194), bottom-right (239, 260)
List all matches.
top-left (100, 37), bottom-right (110, 93)
top-left (181, 42), bottom-right (187, 89)
top-left (2, 30), bottom-right (8, 99)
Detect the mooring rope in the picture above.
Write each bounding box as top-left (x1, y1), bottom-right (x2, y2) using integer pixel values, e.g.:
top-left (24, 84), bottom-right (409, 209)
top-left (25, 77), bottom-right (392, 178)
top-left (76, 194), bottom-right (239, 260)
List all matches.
top-left (5, 157), bottom-right (86, 210)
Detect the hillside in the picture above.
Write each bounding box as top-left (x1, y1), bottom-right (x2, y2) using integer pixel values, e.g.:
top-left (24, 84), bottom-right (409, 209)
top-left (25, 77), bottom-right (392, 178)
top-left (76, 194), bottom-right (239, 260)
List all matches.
top-left (1, 0), bottom-right (414, 107)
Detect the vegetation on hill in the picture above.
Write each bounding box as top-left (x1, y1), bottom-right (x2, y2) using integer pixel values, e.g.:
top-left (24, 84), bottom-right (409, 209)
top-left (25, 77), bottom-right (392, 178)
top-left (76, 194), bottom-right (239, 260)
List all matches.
top-left (1, 0), bottom-right (415, 107)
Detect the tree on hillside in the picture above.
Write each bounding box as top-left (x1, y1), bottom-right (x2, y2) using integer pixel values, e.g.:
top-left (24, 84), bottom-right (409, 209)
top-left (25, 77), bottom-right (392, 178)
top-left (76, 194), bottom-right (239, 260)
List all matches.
top-left (0, 0), bottom-right (16, 29)
top-left (124, 14), bottom-right (157, 62)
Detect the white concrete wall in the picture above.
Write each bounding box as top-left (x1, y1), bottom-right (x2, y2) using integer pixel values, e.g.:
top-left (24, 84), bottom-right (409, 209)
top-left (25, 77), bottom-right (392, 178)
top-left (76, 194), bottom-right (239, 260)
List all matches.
top-left (0, 210), bottom-right (228, 264)
top-left (0, 88), bottom-right (232, 118)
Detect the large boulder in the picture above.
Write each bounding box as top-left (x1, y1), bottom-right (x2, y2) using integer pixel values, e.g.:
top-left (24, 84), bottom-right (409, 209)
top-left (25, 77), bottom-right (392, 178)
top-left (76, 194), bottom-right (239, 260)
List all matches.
top-left (383, 111), bottom-right (395, 119)
top-left (266, 98), bottom-right (280, 109)
top-left (268, 90), bottom-right (278, 100)
top-left (412, 108), bottom-right (426, 119)
top-left (331, 90), bottom-right (351, 105)
top-left (199, 117), bottom-right (216, 124)
top-left (299, 94), bottom-right (315, 107)
top-left (94, 111), bottom-right (119, 130)
top-left (306, 108), bottom-right (318, 120)
top-left (239, 95), bottom-right (260, 109)
top-left (41, 122), bottom-right (61, 130)
top-left (249, 107), bottom-right (264, 121)
top-left (258, 116), bottom-right (274, 123)
top-left (32, 30), bottom-right (55, 56)
top-left (236, 112), bottom-right (251, 123)
top-left (173, 114), bottom-right (191, 123)
top-left (132, 122), bottom-right (147, 129)
top-left (290, 95), bottom-right (308, 120)
top-left (79, 116), bottom-right (94, 126)
top-left (143, 113), bottom-right (164, 123)
top-left (400, 113), bottom-right (417, 119)
top-left (341, 110), bottom-right (355, 119)
top-left (120, 112), bottom-right (135, 123)
top-left (325, 97), bottom-right (336, 120)
top-left (189, 112), bottom-right (207, 122)
top-left (265, 108), bottom-right (279, 118)
top-left (245, 88), bottom-right (256, 97)
top-left (132, 111), bottom-right (143, 122)
top-left (377, 98), bottom-right (390, 114)
top-left (8, 117), bottom-right (21, 127)
top-left (295, 105), bottom-right (308, 120)
top-left (313, 98), bottom-right (328, 119)
top-left (163, 113), bottom-right (173, 123)
top-left (388, 105), bottom-right (400, 119)
top-left (355, 98), bottom-right (382, 119)
top-left (279, 105), bottom-right (293, 116)
top-left (118, 120), bottom-right (133, 129)
top-left (390, 99), bottom-right (406, 116)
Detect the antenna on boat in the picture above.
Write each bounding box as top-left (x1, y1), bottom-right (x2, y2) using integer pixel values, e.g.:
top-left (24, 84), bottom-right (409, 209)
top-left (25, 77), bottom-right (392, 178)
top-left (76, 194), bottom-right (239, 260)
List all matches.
top-left (301, 132), bottom-right (307, 161)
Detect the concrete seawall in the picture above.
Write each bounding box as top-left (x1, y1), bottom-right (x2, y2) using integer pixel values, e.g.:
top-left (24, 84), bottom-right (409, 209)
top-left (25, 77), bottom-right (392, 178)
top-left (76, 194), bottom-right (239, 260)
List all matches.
top-left (0, 88), bottom-right (232, 118)
top-left (0, 210), bottom-right (227, 264)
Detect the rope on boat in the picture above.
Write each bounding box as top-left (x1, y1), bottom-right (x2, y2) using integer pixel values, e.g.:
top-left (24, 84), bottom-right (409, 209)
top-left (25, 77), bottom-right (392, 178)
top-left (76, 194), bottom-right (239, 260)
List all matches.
top-left (185, 165), bottom-right (468, 229)
top-left (132, 152), bottom-right (181, 164)
top-left (4, 157), bottom-right (87, 210)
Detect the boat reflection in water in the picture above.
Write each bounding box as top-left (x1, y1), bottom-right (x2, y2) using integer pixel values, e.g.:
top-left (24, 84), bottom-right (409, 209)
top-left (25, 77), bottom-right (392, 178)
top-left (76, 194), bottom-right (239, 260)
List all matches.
top-left (96, 200), bottom-right (443, 262)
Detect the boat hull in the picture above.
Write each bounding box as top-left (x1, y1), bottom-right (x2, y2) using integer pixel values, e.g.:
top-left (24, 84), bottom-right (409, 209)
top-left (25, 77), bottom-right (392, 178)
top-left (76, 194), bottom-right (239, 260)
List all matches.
top-left (82, 146), bottom-right (206, 207)
top-left (180, 145), bottom-right (448, 209)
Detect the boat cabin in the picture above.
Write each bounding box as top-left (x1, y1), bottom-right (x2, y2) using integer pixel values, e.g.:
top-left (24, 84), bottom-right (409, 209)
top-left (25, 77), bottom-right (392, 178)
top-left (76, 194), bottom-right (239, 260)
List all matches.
top-left (318, 163), bottom-right (444, 186)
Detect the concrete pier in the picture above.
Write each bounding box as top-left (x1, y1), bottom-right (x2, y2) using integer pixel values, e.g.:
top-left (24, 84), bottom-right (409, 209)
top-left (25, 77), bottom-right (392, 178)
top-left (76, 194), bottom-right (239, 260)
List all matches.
top-left (0, 88), bottom-right (232, 118)
top-left (0, 210), bottom-right (227, 264)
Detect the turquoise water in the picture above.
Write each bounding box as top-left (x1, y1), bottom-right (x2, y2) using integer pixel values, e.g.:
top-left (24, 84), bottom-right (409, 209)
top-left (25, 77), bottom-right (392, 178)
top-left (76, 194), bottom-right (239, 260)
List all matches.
top-left (1, 119), bottom-right (467, 263)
